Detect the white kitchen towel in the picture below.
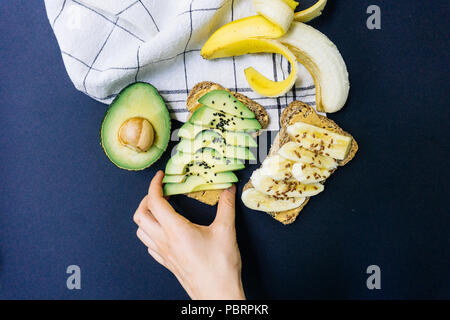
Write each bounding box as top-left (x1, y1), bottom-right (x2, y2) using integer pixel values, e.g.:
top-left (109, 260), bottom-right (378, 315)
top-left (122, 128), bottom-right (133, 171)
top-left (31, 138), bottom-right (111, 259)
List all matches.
top-left (45, 0), bottom-right (316, 130)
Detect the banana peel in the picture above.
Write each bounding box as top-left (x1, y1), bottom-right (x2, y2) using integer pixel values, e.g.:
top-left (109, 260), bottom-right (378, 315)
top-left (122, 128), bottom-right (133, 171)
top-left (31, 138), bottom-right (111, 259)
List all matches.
top-left (294, 0), bottom-right (327, 23)
top-left (281, 0), bottom-right (299, 11)
top-left (203, 38), bottom-right (298, 98)
top-left (201, 0), bottom-right (348, 108)
top-left (201, 15), bottom-right (284, 59)
top-left (243, 40), bottom-right (298, 97)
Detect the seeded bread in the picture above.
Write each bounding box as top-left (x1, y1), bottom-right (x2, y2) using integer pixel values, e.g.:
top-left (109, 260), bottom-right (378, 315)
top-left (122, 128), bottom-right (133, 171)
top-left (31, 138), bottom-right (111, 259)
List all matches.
top-left (244, 101), bottom-right (358, 224)
top-left (185, 82), bottom-right (270, 206)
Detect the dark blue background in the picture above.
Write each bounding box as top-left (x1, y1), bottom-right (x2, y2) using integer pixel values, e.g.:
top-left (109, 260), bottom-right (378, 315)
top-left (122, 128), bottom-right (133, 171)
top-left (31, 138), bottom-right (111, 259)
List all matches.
top-left (0, 1), bottom-right (449, 299)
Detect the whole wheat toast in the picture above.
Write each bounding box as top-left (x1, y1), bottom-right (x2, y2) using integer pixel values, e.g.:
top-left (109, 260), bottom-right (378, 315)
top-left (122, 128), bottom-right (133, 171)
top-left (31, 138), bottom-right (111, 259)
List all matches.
top-left (244, 101), bottom-right (358, 224)
top-left (184, 82), bottom-right (269, 206)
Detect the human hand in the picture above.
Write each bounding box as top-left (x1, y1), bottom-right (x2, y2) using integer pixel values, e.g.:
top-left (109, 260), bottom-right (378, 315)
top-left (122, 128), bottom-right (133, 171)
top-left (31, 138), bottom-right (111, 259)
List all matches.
top-left (133, 170), bottom-right (245, 300)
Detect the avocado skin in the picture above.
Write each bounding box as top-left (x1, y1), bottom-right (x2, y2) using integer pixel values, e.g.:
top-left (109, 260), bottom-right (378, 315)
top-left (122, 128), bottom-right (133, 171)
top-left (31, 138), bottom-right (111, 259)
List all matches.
top-left (100, 82), bottom-right (171, 171)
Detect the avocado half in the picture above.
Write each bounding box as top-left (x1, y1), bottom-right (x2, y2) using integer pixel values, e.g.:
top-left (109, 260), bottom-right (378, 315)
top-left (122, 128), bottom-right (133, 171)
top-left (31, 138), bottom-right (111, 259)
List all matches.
top-left (101, 82), bottom-right (171, 170)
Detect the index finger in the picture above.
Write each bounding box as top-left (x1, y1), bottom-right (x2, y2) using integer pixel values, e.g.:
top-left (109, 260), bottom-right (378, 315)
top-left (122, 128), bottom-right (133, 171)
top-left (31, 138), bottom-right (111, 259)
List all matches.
top-left (147, 170), bottom-right (188, 227)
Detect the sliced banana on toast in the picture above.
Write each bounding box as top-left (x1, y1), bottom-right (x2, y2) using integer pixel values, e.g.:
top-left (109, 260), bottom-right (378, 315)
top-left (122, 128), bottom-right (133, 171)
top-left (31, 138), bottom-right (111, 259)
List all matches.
top-left (260, 154), bottom-right (295, 180)
top-left (287, 122), bottom-right (352, 160)
top-left (241, 188), bottom-right (306, 213)
top-left (292, 162), bottom-right (331, 184)
top-left (251, 169), bottom-right (324, 198)
top-left (241, 102), bottom-right (358, 225)
top-left (278, 141), bottom-right (337, 169)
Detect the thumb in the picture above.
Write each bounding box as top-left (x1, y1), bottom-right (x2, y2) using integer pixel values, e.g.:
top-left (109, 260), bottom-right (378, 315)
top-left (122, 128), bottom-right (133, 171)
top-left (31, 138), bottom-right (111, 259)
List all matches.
top-left (213, 185), bottom-right (236, 228)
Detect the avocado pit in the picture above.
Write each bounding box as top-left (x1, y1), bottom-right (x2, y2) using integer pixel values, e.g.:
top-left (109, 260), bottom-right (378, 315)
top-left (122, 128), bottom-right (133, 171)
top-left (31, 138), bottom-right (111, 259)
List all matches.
top-left (118, 117), bottom-right (154, 152)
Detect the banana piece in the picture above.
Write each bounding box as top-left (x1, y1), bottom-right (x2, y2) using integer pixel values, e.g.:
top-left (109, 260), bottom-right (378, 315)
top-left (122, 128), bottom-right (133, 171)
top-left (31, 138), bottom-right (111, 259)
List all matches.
top-left (252, 0), bottom-right (294, 33)
top-left (287, 122), bottom-right (352, 160)
top-left (292, 162), bottom-right (331, 184)
top-left (294, 0), bottom-right (327, 23)
top-left (260, 153), bottom-right (331, 184)
top-left (242, 188), bottom-right (306, 212)
top-left (278, 141), bottom-right (337, 169)
top-left (260, 152), bottom-right (334, 183)
top-left (260, 154), bottom-right (294, 180)
top-left (280, 22), bottom-right (349, 113)
top-left (251, 169), bottom-right (324, 198)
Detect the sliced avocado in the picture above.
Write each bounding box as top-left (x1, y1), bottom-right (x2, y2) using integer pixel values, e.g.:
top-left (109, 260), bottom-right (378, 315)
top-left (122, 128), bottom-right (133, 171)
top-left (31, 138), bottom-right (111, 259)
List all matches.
top-left (191, 183), bottom-right (231, 192)
top-left (164, 175), bottom-right (232, 196)
top-left (176, 131), bottom-right (255, 160)
top-left (165, 149), bottom-right (245, 175)
top-left (189, 106), bottom-right (261, 132)
top-left (163, 171), bottom-right (238, 185)
top-left (162, 174), bottom-right (186, 184)
top-left (178, 123), bottom-right (257, 147)
top-left (222, 130), bottom-right (258, 148)
top-left (198, 90), bottom-right (255, 118)
top-left (100, 82), bottom-right (171, 170)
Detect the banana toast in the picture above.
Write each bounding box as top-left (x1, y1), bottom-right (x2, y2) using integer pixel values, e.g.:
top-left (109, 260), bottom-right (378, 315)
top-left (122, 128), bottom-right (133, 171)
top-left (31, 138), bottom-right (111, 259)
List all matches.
top-left (243, 101), bottom-right (358, 224)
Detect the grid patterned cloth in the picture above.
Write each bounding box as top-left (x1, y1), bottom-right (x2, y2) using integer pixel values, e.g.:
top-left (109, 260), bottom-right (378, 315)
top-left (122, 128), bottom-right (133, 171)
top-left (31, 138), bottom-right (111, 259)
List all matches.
top-left (45, 0), bottom-right (316, 130)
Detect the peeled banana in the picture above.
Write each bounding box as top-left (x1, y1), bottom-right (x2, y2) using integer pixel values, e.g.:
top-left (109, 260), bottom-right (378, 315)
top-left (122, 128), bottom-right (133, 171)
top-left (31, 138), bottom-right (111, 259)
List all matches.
top-left (252, 0), bottom-right (295, 33)
top-left (280, 22), bottom-right (349, 112)
top-left (241, 188), bottom-right (306, 212)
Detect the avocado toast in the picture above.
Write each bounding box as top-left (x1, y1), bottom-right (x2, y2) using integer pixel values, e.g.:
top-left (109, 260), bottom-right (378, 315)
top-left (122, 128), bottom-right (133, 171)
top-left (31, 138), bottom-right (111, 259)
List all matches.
top-left (164, 82), bottom-right (269, 205)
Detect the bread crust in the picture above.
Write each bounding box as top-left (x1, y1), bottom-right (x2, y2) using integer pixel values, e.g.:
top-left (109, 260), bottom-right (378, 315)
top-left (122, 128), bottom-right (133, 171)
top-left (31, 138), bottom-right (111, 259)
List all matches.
top-left (245, 101), bottom-right (358, 224)
top-left (184, 82), bottom-right (269, 206)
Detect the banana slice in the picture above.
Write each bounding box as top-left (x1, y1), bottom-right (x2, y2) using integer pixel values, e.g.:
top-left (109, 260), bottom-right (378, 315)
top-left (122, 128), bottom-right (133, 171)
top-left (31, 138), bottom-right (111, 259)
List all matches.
top-left (252, 0), bottom-right (294, 33)
top-left (260, 154), bottom-right (294, 180)
top-left (261, 153), bottom-right (331, 184)
top-left (278, 141), bottom-right (337, 169)
top-left (292, 162), bottom-right (331, 184)
top-left (251, 169), bottom-right (324, 197)
top-left (280, 22), bottom-right (349, 113)
top-left (287, 122), bottom-right (352, 160)
top-left (294, 0), bottom-right (327, 23)
top-left (242, 188), bottom-right (306, 212)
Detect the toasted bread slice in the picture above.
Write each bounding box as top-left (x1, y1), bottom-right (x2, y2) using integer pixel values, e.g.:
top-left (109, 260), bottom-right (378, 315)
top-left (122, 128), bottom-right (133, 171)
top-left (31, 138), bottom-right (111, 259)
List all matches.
top-left (244, 101), bottom-right (358, 224)
top-left (184, 82), bottom-right (269, 206)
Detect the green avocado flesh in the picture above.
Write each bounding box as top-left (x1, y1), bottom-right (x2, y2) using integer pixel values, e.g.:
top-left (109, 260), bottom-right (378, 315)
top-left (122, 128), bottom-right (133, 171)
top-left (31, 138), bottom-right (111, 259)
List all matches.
top-left (178, 123), bottom-right (257, 147)
top-left (162, 171), bottom-right (238, 184)
top-left (163, 90), bottom-right (260, 196)
top-left (198, 90), bottom-right (255, 118)
top-left (176, 131), bottom-right (255, 160)
top-left (101, 82), bottom-right (170, 170)
top-left (165, 149), bottom-right (245, 175)
top-left (164, 176), bottom-right (232, 196)
top-left (189, 106), bottom-right (261, 132)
